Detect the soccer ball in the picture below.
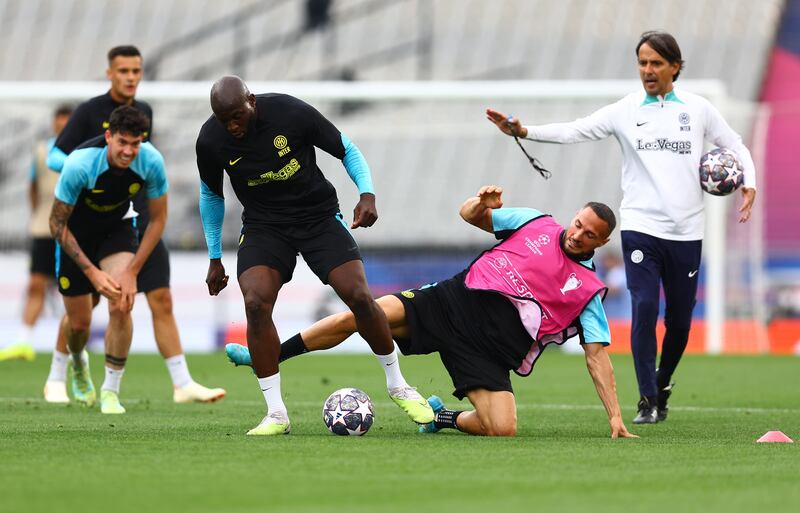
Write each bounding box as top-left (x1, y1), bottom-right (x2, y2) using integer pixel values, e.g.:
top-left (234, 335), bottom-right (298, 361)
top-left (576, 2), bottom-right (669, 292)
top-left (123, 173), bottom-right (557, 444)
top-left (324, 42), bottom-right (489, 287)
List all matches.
top-left (699, 148), bottom-right (744, 196)
top-left (323, 388), bottom-right (374, 436)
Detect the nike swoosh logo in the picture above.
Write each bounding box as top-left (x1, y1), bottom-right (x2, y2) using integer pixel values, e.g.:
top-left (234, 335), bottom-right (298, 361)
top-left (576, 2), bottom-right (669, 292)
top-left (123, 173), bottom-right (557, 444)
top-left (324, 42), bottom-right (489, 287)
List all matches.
top-left (229, 157), bottom-right (243, 166)
top-left (261, 387), bottom-right (272, 392)
top-left (385, 361), bottom-right (396, 366)
top-left (636, 122), bottom-right (648, 127)
top-left (688, 270), bottom-right (698, 277)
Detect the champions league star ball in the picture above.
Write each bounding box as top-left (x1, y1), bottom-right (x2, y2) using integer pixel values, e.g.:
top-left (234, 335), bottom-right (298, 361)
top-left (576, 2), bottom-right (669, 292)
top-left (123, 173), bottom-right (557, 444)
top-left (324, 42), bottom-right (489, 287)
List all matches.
top-left (699, 148), bottom-right (744, 196)
top-left (323, 388), bottom-right (375, 436)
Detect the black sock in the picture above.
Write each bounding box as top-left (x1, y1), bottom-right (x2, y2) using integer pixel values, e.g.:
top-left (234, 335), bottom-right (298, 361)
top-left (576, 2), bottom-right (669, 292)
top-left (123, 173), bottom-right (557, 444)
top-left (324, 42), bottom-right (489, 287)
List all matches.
top-left (279, 333), bottom-right (308, 363)
top-left (657, 327), bottom-right (690, 389)
top-left (433, 409), bottom-right (463, 431)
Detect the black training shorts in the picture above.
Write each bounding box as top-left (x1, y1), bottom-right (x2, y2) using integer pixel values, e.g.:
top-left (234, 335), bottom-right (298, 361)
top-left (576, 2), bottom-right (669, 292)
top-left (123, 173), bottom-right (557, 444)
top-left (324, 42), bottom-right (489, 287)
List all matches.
top-left (393, 271), bottom-right (534, 400)
top-left (237, 212), bottom-right (361, 284)
top-left (30, 237), bottom-right (56, 277)
top-left (136, 239), bottom-right (171, 292)
top-left (56, 221), bottom-right (139, 297)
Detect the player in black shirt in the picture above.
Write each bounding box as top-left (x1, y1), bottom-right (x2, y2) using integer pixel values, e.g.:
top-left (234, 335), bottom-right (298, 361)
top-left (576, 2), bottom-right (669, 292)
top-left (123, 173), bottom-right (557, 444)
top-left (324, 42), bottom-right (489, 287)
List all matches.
top-left (196, 76), bottom-right (433, 435)
top-left (44, 45), bottom-right (224, 405)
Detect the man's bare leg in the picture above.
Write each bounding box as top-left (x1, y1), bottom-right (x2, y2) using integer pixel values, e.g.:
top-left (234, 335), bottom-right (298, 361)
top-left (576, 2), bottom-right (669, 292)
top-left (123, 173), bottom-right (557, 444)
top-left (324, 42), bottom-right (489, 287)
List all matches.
top-left (97, 252), bottom-right (135, 414)
top-left (146, 287), bottom-right (225, 403)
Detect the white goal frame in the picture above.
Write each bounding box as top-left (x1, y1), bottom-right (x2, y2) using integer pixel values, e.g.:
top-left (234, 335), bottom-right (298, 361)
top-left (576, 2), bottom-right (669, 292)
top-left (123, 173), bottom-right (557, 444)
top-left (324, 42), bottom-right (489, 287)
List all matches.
top-left (0, 79), bottom-right (741, 354)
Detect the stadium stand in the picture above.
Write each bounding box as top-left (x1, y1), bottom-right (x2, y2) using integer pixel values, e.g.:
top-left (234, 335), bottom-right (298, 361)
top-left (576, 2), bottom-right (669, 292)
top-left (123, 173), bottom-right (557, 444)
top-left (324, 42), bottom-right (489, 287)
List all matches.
top-left (0, 0), bottom-right (784, 251)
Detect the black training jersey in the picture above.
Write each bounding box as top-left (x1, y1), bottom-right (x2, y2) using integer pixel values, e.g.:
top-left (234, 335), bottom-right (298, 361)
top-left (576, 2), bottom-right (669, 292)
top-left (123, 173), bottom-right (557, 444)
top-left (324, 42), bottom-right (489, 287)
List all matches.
top-left (196, 93), bottom-right (347, 226)
top-left (55, 135), bottom-right (168, 238)
top-left (54, 92), bottom-right (153, 154)
top-left (54, 92), bottom-right (154, 227)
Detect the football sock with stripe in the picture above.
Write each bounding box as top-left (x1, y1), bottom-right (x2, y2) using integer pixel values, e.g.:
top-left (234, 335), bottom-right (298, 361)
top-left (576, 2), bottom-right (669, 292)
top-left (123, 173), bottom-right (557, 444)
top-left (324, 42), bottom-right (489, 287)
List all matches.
top-left (433, 409), bottom-right (463, 431)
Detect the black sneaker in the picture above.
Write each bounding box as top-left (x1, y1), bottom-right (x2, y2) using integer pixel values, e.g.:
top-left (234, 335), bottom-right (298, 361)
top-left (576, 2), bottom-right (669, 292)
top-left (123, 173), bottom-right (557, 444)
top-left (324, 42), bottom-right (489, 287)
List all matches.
top-left (657, 382), bottom-right (675, 422)
top-left (633, 396), bottom-right (658, 424)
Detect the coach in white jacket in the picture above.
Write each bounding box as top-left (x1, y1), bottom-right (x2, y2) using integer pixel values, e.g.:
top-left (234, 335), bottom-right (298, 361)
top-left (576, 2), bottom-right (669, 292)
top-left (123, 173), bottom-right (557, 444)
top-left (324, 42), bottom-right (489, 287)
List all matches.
top-left (487, 31), bottom-right (757, 424)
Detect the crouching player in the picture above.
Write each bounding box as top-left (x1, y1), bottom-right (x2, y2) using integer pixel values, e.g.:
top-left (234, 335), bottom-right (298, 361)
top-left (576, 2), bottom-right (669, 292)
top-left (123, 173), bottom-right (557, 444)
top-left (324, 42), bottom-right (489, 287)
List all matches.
top-left (49, 106), bottom-right (168, 414)
top-left (228, 185), bottom-right (638, 438)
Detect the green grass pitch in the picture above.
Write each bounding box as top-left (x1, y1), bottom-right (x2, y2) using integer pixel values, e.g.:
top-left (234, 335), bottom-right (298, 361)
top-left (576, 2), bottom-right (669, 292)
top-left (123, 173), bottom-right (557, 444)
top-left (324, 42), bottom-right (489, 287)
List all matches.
top-left (1, 351), bottom-right (798, 513)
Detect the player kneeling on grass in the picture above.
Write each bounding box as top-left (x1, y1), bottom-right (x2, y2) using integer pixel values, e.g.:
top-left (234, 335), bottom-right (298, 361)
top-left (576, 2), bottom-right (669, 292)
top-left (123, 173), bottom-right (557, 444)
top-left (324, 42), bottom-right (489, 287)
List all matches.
top-left (228, 185), bottom-right (638, 438)
top-left (49, 106), bottom-right (168, 414)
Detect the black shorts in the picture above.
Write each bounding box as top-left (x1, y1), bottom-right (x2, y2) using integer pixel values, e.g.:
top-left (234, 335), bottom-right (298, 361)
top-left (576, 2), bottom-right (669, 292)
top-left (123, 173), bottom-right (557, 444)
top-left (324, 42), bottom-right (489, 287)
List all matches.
top-left (136, 239), bottom-right (171, 292)
top-left (393, 272), bottom-right (533, 400)
top-left (30, 237), bottom-right (56, 277)
top-left (237, 213), bottom-right (361, 284)
top-left (56, 221), bottom-right (139, 297)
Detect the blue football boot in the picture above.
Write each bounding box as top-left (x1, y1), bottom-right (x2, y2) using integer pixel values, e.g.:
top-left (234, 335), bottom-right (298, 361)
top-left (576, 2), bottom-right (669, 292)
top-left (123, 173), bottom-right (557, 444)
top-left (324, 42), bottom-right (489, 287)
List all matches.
top-left (418, 395), bottom-right (445, 433)
top-left (225, 343), bottom-right (252, 367)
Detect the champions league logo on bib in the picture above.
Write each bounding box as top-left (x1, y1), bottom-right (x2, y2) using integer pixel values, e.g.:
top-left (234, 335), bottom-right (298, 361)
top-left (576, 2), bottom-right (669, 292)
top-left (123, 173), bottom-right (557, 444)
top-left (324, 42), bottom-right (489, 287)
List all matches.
top-left (559, 273), bottom-right (582, 295)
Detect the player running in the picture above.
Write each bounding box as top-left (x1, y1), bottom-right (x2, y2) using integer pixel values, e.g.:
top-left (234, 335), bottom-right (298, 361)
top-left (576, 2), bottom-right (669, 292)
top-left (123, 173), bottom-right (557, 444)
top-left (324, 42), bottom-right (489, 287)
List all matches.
top-left (227, 185), bottom-right (638, 439)
top-left (50, 106), bottom-right (167, 414)
top-left (46, 45), bottom-right (224, 404)
top-left (196, 76), bottom-right (433, 435)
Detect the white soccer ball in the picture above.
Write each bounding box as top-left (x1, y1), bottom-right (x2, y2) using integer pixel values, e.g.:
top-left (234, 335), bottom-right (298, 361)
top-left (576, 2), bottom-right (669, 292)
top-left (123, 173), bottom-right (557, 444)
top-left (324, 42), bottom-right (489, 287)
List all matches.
top-left (699, 148), bottom-right (744, 196)
top-left (322, 388), bottom-right (374, 436)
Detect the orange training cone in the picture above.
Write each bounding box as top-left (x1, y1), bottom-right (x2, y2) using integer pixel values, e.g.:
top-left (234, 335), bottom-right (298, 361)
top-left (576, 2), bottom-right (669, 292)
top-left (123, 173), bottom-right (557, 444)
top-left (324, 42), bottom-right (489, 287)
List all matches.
top-left (756, 431), bottom-right (794, 443)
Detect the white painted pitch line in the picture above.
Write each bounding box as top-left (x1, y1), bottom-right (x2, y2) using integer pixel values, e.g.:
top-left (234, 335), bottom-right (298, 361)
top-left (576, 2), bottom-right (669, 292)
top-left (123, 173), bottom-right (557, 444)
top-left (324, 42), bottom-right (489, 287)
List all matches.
top-left (1, 397), bottom-right (798, 414)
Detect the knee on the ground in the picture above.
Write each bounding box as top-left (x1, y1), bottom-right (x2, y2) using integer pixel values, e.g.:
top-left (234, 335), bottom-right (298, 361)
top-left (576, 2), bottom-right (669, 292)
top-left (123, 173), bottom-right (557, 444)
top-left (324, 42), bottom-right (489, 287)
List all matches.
top-left (478, 416), bottom-right (517, 437)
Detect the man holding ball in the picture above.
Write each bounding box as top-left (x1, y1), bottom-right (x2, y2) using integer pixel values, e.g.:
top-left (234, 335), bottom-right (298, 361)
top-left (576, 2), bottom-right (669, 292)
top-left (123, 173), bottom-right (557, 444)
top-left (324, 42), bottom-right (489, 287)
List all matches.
top-left (487, 31), bottom-right (757, 424)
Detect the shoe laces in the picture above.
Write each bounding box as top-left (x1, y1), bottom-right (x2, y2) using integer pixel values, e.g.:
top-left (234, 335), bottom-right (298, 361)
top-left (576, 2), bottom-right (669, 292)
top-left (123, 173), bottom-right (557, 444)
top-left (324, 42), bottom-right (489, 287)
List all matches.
top-left (265, 410), bottom-right (289, 424)
top-left (389, 386), bottom-right (422, 401)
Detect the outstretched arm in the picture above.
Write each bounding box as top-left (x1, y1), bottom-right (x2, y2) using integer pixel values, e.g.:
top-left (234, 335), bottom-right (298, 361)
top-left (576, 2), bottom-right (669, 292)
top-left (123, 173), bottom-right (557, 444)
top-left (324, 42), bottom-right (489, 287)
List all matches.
top-left (583, 343), bottom-right (638, 439)
top-left (459, 185), bottom-right (504, 233)
top-left (486, 108), bottom-right (528, 138)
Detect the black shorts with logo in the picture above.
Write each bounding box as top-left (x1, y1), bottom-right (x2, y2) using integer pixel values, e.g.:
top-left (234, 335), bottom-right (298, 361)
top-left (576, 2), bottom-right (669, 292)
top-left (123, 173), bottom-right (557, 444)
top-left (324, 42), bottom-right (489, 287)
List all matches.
top-left (393, 271), bottom-right (533, 400)
top-left (237, 212), bottom-right (362, 284)
top-left (56, 221), bottom-right (139, 297)
top-left (30, 237), bottom-right (56, 277)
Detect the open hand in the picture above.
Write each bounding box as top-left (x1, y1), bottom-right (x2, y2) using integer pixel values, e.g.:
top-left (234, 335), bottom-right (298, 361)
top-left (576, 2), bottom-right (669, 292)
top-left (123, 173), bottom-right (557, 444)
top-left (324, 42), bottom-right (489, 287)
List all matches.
top-left (610, 416), bottom-right (639, 439)
top-left (477, 185), bottom-right (504, 209)
top-left (486, 108), bottom-right (527, 137)
top-left (88, 268), bottom-right (122, 302)
top-left (738, 187), bottom-right (756, 223)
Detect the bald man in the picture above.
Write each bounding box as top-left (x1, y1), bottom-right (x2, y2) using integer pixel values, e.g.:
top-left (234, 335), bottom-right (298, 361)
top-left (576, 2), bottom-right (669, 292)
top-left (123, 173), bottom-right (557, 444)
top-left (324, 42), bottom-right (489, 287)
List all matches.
top-left (195, 76), bottom-right (433, 436)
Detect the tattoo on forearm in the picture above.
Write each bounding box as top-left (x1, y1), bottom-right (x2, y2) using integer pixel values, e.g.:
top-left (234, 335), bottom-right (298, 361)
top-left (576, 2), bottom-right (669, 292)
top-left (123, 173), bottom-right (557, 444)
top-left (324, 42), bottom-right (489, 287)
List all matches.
top-left (49, 200), bottom-right (92, 272)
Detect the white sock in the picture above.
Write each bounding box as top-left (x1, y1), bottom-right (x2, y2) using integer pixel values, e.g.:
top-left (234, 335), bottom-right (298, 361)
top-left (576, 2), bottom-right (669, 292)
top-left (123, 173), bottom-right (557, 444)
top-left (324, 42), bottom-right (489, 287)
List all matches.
top-left (16, 325), bottom-right (34, 345)
top-left (164, 354), bottom-right (193, 388)
top-left (70, 350), bottom-right (88, 370)
top-left (257, 373), bottom-right (287, 416)
top-left (47, 351), bottom-right (69, 382)
top-left (102, 366), bottom-right (125, 393)
top-left (375, 349), bottom-right (409, 390)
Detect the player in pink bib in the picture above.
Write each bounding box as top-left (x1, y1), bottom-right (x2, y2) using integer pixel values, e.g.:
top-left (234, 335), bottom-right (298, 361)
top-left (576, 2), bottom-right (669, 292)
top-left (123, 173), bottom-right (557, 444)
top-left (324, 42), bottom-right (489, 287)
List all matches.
top-left (226, 185), bottom-right (637, 439)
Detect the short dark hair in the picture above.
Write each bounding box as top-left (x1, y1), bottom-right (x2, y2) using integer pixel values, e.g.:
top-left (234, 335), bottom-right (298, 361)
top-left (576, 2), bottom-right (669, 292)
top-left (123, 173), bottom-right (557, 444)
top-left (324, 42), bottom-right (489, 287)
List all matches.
top-left (53, 104), bottom-right (73, 118)
top-left (636, 31), bottom-right (684, 81)
top-left (584, 202), bottom-right (616, 236)
top-left (107, 105), bottom-right (150, 136)
top-left (107, 45), bottom-right (141, 64)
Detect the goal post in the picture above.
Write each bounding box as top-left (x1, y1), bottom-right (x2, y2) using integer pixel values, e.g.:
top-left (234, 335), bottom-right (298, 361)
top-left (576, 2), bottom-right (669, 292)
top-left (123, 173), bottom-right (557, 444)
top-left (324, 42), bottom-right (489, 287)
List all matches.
top-left (0, 79), bottom-right (763, 354)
